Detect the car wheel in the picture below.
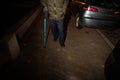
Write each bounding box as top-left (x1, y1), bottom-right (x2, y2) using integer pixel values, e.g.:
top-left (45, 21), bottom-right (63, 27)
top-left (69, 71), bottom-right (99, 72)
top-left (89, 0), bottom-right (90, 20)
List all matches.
top-left (75, 13), bottom-right (83, 29)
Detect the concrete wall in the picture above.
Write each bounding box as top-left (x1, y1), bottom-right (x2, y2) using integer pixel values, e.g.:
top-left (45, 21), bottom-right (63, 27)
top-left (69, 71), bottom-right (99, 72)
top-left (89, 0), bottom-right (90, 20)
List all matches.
top-left (0, 5), bottom-right (43, 62)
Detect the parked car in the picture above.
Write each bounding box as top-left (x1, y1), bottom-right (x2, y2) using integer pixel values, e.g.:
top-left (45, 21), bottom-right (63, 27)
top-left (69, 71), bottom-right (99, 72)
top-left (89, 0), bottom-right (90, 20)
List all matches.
top-left (104, 40), bottom-right (120, 80)
top-left (70, 0), bottom-right (120, 29)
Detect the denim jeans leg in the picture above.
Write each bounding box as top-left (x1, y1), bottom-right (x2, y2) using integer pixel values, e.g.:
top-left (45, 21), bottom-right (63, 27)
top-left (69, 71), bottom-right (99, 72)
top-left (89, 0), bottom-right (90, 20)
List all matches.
top-left (56, 19), bottom-right (65, 45)
top-left (49, 19), bottom-right (58, 40)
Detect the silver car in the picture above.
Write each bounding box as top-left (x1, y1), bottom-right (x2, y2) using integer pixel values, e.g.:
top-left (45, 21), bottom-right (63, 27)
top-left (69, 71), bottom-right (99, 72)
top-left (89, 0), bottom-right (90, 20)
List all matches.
top-left (71, 0), bottom-right (120, 29)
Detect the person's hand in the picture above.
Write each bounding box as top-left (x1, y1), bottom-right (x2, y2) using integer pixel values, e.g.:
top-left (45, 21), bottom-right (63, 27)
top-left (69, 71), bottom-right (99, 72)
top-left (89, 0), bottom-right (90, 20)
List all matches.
top-left (44, 11), bottom-right (48, 18)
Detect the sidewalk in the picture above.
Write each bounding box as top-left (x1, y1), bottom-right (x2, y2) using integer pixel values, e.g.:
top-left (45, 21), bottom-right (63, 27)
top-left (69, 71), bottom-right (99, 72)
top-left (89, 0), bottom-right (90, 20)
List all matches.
top-left (2, 13), bottom-right (113, 80)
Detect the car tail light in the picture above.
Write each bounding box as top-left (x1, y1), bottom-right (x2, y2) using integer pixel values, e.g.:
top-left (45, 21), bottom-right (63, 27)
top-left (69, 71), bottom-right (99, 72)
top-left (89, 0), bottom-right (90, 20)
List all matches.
top-left (83, 6), bottom-right (98, 12)
top-left (113, 11), bottom-right (120, 15)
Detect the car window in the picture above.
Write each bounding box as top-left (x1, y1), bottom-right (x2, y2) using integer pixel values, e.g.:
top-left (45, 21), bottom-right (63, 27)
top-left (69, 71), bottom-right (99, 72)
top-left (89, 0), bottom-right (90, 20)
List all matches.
top-left (72, 0), bottom-right (86, 2)
top-left (112, 0), bottom-right (120, 8)
top-left (88, 0), bottom-right (105, 7)
top-left (80, 0), bottom-right (86, 2)
top-left (105, 0), bottom-right (120, 8)
top-left (90, 0), bottom-right (120, 9)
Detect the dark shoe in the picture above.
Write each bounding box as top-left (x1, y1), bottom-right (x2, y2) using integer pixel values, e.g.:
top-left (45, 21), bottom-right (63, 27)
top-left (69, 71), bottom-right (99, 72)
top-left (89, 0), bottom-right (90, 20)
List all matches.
top-left (53, 38), bottom-right (57, 42)
top-left (60, 44), bottom-right (65, 47)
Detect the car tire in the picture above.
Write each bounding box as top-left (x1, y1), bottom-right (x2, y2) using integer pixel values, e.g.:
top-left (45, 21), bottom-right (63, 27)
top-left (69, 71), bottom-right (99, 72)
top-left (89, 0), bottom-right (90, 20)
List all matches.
top-left (75, 13), bottom-right (83, 29)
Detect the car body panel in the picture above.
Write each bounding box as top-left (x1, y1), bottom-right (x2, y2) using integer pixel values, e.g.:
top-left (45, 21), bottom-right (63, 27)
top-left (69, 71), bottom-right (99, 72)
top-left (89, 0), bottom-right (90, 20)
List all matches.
top-left (105, 40), bottom-right (120, 80)
top-left (71, 0), bottom-right (120, 28)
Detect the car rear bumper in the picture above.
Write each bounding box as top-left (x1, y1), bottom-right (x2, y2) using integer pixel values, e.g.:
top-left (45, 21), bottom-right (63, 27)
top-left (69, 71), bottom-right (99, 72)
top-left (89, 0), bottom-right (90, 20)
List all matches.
top-left (80, 17), bottom-right (120, 29)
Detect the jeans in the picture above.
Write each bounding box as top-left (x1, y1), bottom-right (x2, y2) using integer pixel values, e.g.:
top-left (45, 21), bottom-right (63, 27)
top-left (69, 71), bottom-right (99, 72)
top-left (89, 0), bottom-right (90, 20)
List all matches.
top-left (49, 19), bottom-right (65, 45)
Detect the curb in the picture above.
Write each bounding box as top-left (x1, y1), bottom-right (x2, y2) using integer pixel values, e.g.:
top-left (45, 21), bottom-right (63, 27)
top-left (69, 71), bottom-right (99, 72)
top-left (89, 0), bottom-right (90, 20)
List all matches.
top-left (0, 5), bottom-right (43, 62)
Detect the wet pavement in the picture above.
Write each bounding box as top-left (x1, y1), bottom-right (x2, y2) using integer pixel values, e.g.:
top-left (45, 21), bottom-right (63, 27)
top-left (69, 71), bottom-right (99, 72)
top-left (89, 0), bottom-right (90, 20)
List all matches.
top-left (0, 12), bottom-right (113, 80)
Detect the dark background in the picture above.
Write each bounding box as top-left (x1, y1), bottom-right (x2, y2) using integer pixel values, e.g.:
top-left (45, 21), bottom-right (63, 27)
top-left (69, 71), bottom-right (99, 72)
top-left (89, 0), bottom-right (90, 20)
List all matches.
top-left (0, 0), bottom-right (41, 36)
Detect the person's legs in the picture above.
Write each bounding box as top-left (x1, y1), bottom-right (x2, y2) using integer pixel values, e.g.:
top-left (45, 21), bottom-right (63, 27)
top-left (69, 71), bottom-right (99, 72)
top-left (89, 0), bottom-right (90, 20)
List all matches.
top-left (49, 19), bottom-right (58, 41)
top-left (56, 19), bottom-right (65, 47)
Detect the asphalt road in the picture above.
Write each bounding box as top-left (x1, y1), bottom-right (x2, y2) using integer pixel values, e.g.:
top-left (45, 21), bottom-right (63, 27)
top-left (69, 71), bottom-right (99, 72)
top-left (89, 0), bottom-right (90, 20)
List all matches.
top-left (1, 2), bottom-right (119, 79)
top-left (0, 11), bottom-right (113, 80)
